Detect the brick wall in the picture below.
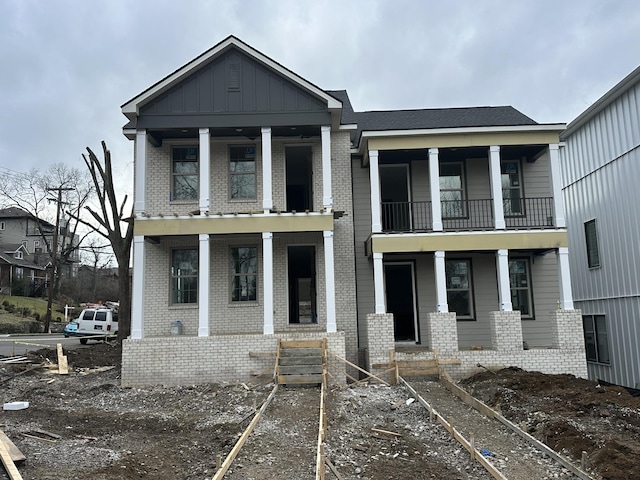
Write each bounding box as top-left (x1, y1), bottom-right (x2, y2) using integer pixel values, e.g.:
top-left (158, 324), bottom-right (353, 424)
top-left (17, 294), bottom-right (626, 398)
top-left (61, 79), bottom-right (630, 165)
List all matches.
top-left (426, 312), bottom-right (458, 352)
top-left (364, 313), bottom-right (394, 373)
top-left (550, 309), bottom-right (584, 349)
top-left (489, 311), bottom-right (524, 351)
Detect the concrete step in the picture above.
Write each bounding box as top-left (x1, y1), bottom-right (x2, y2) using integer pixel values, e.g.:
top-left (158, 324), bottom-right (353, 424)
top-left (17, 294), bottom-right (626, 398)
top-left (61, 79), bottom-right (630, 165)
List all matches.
top-left (279, 356), bottom-right (323, 366)
top-left (280, 347), bottom-right (323, 357)
top-left (279, 364), bottom-right (324, 375)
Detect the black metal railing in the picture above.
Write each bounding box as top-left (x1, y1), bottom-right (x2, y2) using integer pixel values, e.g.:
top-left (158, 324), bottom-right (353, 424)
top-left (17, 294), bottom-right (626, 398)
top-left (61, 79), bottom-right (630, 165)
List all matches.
top-left (505, 197), bottom-right (554, 228)
top-left (442, 199), bottom-right (494, 230)
top-left (382, 201), bottom-right (432, 232)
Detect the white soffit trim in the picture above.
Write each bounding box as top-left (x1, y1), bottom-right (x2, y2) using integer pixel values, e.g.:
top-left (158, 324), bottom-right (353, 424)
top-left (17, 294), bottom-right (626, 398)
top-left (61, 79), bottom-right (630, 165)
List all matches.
top-left (121, 36), bottom-right (341, 116)
top-left (361, 123), bottom-right (567, 139)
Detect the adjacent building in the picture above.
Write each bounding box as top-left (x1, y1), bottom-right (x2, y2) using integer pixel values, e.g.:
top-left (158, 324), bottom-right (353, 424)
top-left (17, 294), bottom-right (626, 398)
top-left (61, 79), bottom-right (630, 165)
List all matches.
top-left (121, 36), bottom-right (587, 386)
top-left (560, 66), bottom-right (640, 390)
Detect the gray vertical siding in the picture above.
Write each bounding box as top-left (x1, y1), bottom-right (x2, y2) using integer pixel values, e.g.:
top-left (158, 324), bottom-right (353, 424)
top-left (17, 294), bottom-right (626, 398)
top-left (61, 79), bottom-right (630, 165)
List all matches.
top-left (561, 79), bottom-right (640, 389)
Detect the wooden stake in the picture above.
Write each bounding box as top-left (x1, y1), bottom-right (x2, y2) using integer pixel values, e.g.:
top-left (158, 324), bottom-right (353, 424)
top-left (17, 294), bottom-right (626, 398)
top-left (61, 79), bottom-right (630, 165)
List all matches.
top-left (0, 439), bottom-right (23, 480)
top-left (470, 434), bottom-right (476, 463)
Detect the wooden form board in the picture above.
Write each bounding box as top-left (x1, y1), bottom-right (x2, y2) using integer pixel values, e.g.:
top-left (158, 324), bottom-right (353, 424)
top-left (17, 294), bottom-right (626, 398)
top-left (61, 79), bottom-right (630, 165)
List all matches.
top-left (0, 431), bottom-right (24, 463)
top-left (0, 437), bottom-right (23, 480)
top-left (315, 370), bottom-right (327, 480)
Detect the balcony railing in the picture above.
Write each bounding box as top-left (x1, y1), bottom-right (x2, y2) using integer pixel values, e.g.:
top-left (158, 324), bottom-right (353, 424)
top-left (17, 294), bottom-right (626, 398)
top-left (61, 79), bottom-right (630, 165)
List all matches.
top-left (380, 197), bottom-right (555, 232)
top-left (504, 197), bottom-right (554, 228)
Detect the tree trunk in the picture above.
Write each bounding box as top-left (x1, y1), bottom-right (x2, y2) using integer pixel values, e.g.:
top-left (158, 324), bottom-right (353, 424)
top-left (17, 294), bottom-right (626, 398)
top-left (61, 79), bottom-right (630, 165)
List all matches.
top-left (116, 253), bottom-right (131, 342)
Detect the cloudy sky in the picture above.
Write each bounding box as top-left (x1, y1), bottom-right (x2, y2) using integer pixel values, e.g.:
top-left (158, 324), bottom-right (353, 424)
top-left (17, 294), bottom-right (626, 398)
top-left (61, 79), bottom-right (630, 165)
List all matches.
top-left (1, 0), bottom-right (639, 200)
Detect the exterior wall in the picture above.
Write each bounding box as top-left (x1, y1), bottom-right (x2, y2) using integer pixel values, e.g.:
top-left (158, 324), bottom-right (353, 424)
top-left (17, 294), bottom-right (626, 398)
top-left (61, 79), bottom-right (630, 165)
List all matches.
top-left (489, 311), bottom-right (523, 350)
top-left (521, 150), bottom-right (552, 198)
top-left (364, 313), bottom-right (394, 375)
top-left (561, 79), bottom-right (640, 388)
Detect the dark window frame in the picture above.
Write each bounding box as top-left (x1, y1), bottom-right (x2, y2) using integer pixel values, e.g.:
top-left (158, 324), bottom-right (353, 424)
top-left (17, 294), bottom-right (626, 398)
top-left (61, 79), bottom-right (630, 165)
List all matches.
top-left (584, 219), bottom-right (601, 268)
top-left (230, 246), bottom-right (258, 303)
top-left (440, 161), bottom-right (467, 219)
top-left (445, 258), bottom-right (475, 320)
top-left (171, 248), bottom-right (198, 305)
top-left (509, 257), bottom-right (534, 319)
top-left (501, 159), bottom-right (525, 217)
top-left (229, 145), bottom-right (257, 200)
top-left (171, 146), bottom-right (199, 202)
top-left (583, 314), bottom-right (610, 364)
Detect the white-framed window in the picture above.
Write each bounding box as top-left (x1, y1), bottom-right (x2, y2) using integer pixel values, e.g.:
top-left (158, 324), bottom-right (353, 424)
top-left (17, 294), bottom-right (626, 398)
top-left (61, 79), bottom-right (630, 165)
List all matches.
top-left (440, 162), bottom-right (466, 218)
top-left (230, 146), bottom-right (256, 199)
top-left (509, 258), bottom-right (533, 318)
top-left (171, 249), bottom-right (198, 304)
top-left (584, 219), bottom-right (600, 268)
top-left (230, 246), bottom-right (257, 302)
top-left (172, 146), bottom-right (198, 201)
top-left (501, 160), bottom-right (523, 215)
top-left (14, 251), bottom-right (23, 260)
top-left (15, 267), bottom-right (23, 279)
top-left (583, 314), bottom-right (610, 364)
top-left (34, 240), bottom-right (40, 250)
top-left (445, 259), bottom-right (474, 319)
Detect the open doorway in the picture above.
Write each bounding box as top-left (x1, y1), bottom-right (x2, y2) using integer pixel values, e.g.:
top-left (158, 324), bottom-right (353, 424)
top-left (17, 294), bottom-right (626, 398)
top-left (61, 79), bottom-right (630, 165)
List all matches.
top-left (286, 146), bottom-right (313, 212)
top-left (384, 262), bottom-right (419, 342)
top-left (288, 246), bottom-right (317, 324)
top-left (380, 164), bottom-right (411, 231)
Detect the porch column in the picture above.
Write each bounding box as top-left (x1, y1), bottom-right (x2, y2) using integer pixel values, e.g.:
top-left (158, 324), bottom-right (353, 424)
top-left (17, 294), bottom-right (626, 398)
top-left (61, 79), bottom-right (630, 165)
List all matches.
top-left (262, 232), bottom-right (274, 334)
top-left (558, 247), bottom-right (574, 310)
top-left (323, 230), bottom-right (337, 332)
top-left (198, 234), bottom-right (210, 337)
top-left (131, 235), bottom-right (145, 339)
top-left (434, 251), bottom-right (448, 312)
top-left (262, 127), bottom-right (273, 213)
top-left (496, 249), bottom-right (513, 311)
top-left (429, 148), bottom-right (443, 231)
top-left (489, 145), bottom-right (506, 229)
top-left (549, 144), bottom-right (566, 228)
top-left (369, 150), bottom-right (382, 233)
top-left (199, 128), bottom-right (210, 214)
top-left (321, 126), bottom-right (333, 209)
top-left (373, 252), bottom-right (386, 314)
top-left (134, 130), bottom-right (147, 214)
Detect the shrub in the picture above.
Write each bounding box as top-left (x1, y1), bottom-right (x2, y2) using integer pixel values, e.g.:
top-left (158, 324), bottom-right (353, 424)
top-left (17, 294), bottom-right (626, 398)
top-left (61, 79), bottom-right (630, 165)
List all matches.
top-left (33, 312), bottom-right (40, 321)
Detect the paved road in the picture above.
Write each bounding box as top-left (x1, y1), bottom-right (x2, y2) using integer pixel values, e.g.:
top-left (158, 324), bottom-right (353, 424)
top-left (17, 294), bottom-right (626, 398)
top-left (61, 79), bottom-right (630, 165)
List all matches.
top-left (0, 334), bottom-right (87, 357)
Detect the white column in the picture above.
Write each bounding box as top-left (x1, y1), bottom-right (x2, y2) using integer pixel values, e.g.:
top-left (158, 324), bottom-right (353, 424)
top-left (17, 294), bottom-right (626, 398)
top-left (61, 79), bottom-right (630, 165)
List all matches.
top-left (134, 130), bottom-right (147, 214)
top-left (434, 251), bottom-right (448, 312)
top-left (198, 234), bottom-right (210, 336)
top-left (489, 146), bottom-right (506, 229)
top-left (262, 127), bottom-right (273, 213)
top-left (131, 235), bottom-right (145, 339)
top-left (262, 232), bottom-right (274, 334)
top-left (373, 252), bottom-right (386, 314)
top-left (321, 125), bottom-right (333, 209)
top-left (496, 249), bottom-right (512, 311)
top-left (369, 150), bottom-right (382, 233)
top-left (323, 230), bottom-right (337, 332)
top-left (429, 148), bottom-right (443, 231)
top-left (549, 144), bottom-right (566, 228)
top-left (558, 247), bottom-right (574, 310)
top-left (199, 128), bottom-right (210, 214)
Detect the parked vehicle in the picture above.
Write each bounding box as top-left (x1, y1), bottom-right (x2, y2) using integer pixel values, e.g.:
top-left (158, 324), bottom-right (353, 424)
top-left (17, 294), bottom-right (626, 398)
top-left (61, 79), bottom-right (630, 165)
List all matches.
top-left (66, 307), bottom-right (118, 344)
top-left (63, 322), bottom-right (78, 337)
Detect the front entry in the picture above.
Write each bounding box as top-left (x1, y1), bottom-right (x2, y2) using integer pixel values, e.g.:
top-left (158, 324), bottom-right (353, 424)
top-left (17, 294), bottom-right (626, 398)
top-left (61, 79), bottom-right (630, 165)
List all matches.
top-left (288, 246), bottom-right (317, 324)
top-left (384, 263), bottom-right (419, 342)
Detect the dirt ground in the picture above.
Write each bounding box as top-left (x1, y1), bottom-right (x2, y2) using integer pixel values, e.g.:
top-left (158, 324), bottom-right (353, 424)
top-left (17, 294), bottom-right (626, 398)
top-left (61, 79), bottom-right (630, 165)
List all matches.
top-left (1, 343), bottom-right (639, 480)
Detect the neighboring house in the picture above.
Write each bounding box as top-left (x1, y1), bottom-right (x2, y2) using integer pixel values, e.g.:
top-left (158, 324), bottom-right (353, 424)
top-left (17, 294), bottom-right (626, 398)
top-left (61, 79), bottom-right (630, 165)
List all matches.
top-left (121, 36), bottom-right (586, 386)
top-left (0, 244), bottom-right (47, 296)
top-left (560, 66), bottom-right (640, 390)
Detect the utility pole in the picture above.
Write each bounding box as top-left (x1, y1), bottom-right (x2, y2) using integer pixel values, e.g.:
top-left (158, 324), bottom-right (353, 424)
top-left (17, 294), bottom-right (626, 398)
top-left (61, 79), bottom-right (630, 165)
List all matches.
top-left (44, 186), bottom-right (74, 333)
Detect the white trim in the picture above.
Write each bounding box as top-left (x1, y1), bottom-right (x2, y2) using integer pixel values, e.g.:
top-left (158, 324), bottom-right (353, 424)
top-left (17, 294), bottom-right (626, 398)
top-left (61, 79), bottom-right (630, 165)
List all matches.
top-left (434, 251), bottom-right (448, 313)
top-left (199, 128), bottom-right (210, 214)
top-left (198, 234), bottom-right (210, 336)
top-left (383, 261), bottom-right (419, 343)
top-left (489, 145), bottom-right (506, 229)
top-left (548, 144), bottom-right (566, 228)
top-left (323, 231), bottom-right (337, 333)
top-left (361, 123), bottom-right (566, 139)
top-left (428, 148), bottom-right (442, 231)
top-left (321, 126), bottom-right (333, 209)
top-left (558, 247), bottom-right (574, 310)
top-left (262, 232), bottom-right (274, 334)
top-left (369, 150), bottom-right (382, 233)
top-left (338, 124), bottom-right (358, 130)
top-left (261, 127), bottom-right (273, 212)
top-left (134, 130), bottom-right (147, 214)
top-left (373, 252), bottom-right (385, 314)
top-left (496, 249), bottom-right (512, 311)
top-left (122, 36), bottom-right (341, 115)
top-left (371, 228), bottom-right (567, 240)
top-left (131, 236), bottom-right (145, 339)
top-left (136, 211), bottom-right (333, 222)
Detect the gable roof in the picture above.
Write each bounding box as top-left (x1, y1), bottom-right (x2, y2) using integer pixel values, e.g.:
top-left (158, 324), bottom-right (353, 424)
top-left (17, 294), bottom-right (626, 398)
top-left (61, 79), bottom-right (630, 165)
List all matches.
top-left (0, 206), bottom-right (33, 219)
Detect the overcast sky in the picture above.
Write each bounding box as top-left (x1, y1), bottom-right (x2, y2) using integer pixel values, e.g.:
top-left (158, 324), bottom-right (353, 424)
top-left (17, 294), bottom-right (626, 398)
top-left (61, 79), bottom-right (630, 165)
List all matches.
top-left (1, 0), bottom-right (639, 200)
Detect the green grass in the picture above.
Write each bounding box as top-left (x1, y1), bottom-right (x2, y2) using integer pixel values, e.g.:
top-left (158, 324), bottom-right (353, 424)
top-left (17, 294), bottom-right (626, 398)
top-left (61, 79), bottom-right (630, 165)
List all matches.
top-left (0, 295), bottom-right (65, 320)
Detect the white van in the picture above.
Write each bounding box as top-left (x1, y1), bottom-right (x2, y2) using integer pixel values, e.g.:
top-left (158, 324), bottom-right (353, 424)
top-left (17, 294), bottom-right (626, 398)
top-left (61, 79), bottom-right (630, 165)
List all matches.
top-left (68, 307), bottom-right (118, 344)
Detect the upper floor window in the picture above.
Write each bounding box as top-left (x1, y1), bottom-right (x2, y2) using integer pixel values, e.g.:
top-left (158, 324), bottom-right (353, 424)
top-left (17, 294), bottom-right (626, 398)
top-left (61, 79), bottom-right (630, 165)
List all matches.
top-left (509, 258), bottom-right (533, 318)
top-left (445, 259), bottom-right (474, 319)
top-left (171, 249), bottom-right (198, 304)
top-left (440, 162), bottom-right (465, 218)
top-left (172, 147), bottom-right (198, 201)
top-left (584, 219), bottom-right (600, 268)
top-left (583, 314), bottom-right (609, 364)
top-left (230, 246), bottom-right (257, 302)
top-left (501, 160), bottom-right (523, 216)
top-left (14, 251), bottom-right (23, 260)
top-left (230, 146), bottom-right (256, 199)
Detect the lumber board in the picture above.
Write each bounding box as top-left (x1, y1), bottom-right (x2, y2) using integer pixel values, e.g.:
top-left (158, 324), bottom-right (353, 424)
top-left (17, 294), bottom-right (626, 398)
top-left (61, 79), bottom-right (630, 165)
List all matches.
top-left (56, 343), bottom-right (68, 375)
top-left (0, 431), bottom-right (25, 463)
top-left (328, 352), bottom-right (390, 386)
top-left (0, 437), bottom-right (23, 480)
top-left (248, 351), bottom-right (276, 358)
top-left (398, 367), bottom-right (439, 376)
top-left (396, 360), bottom-right (438, 368)
top-left (280, 339), bottom-right (324, 349)
top-left (278, 374), bottom-right (322, 384)
top-left (315, 372), bottom-right (327, 480)
top-left (278, 365), bottom-right (324, 375)
top-left (279, 356), bottom-right (323, 366)
top-left (371, 428), bottom-right (401, 437)
top-left (325, 458), bottom-right (344, 480)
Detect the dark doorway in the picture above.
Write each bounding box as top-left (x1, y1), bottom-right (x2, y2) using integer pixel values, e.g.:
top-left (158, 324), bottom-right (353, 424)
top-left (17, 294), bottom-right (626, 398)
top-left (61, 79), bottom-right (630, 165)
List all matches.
top-left (288, 246), bottom-right (317, 324)
top-left (286, 146), bottom-right (313, 212)
top-left (380, 164), bottom-right (411, 231)
top-left (384, 263), bottom-right (418, 342)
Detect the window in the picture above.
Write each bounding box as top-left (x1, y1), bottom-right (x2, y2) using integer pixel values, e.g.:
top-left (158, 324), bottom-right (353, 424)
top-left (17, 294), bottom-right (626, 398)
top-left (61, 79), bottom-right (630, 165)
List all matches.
top-left (584, 219), bottom-right (600, 268)
top-left (171, 249), bottom-right (198, 304)
top-left (0, 221), bottom-right (4, 230)
top-left (509, 258), bottom-right (533, 317)
top-left (231, 246), bottom-right (257, 302)
top-left (34, 240), bottom-right (40, 250)
top-left (15, 267), bottom-right (23, 279)
top-left (230, 146), bottom-right (256, 199)
top-left (501, 160), bottom-right (523, 215)
top-left (172, 147), bottom-right (198, 201)
top-left (440, 162), bottom-right (465, 218)
top-left (14, 251), bottom-right (23, 260)
top-left (445, 259), bottom-right (474, 319)
top-left (583, 314), bottom-right (610, 364)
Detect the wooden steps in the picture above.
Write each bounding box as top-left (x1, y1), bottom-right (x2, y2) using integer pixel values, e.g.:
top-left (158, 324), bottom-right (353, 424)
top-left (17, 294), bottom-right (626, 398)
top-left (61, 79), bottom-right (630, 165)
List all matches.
top-left (276, 339), bottom-right (326, 385)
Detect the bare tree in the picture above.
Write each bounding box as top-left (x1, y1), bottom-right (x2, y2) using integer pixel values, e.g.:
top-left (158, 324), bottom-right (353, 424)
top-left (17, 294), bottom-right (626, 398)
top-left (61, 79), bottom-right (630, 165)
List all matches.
top-left (70, 142), bottom-right (133, 341)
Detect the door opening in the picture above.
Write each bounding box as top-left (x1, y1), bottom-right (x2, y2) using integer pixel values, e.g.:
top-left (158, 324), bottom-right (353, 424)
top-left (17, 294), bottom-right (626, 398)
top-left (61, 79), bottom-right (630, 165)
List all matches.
top-left (286, 146), bottom-right (313, 212)
top-left (288, 246), bottom-right (317, 324)
top-left (380, 164), bottom-right (411, 231)
top-left (384, 263), bottom-right (419, 342)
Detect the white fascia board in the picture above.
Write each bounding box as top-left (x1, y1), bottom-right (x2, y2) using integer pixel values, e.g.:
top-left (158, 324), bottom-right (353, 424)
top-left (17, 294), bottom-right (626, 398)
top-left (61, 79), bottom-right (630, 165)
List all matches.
top-left (371, 228), bottom-right (567, 240)
top-left (339, 124), bottom-right (358, 130)
top-left (121, 36), bottom-right (341, 116)
top-left (361, 123), bottom-right (567, 140)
